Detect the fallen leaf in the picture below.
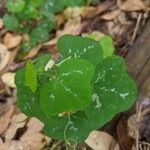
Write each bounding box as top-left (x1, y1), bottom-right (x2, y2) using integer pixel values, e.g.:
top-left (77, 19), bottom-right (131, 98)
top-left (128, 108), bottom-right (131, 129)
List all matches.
top-left (0, 140), bottom-right (23, 150)
top-left (139, 108), bottom-right (150, 142)
top-left (0, 43), bottom-right (10, 72)
top-left (3, 32), bottom-right (22, 49)
top-left (117, 0), bottom-right (146, 11)
top-left (20, 117), bottom-right (45, 150)
top-left (0, 105), bottom-right (14, 135)
top-left (0, 18), bottom-right (3, 29)
top-left (5, 122), bottom-right (25, 142)
top-left (12, 113), bottom-right (27, 123)
top-left (1, 72), bottom-right (16, 88)
top-left (27, 117), bottom-right (44, 132)
top-left (22, 45), bottom-right (41, 60)
top-left (81, 1), bottom-right (114, 18)
top-left (4, 113), bottom-right (27, 142)
top-left (0, 138), bottom-right (3, 144)
top-left (101, 9), bottom-right (121, 21)
top-left (117, 115), bottom-right (135, 150)
top-left (85, 130), bottom-right (120, 150)
top-left (127, 114), bottom-right (138, 140)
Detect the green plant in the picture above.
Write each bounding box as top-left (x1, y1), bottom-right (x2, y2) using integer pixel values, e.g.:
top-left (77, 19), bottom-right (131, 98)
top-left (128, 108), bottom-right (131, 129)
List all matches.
top-left (15, 35), bottom-right (137, 146)
top-left (3, 0), bottom-right (88, 53)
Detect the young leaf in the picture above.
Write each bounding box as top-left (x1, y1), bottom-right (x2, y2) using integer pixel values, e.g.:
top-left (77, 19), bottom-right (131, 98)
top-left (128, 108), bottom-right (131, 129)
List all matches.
top-left (39, 58), bottom-right (94, 116)
top-left (100, 36), bottom-right (115, 57)
top-left (25, 60), bottom-right (37, 93)
top-left (57, 34), bottom-right (103, 66)
top-left (3, 14), bottom-right (19, 31)
top-left (6, 0), bottom-right (26, 13)
top-left (30, 27), bottom-right (49, 44)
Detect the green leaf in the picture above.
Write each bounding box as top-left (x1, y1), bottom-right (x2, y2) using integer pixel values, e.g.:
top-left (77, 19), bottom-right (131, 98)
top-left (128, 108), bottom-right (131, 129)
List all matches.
top-left (65, 0), bottom-right (85, 7)
top-left (85, 56), bottom-right (137, 128)
top-left (30, 27), bottom-right (49, 44)
top-left (25, 60), bottom-right (37, 93)
top-left (23, 2), bottom-right (40, 19)
top-left (41, 0), bottom-right (65, 14)
top-left (15, 54), bottom-right (51, 116)
top-left (6, 0), bottom-right (26, 13)
top-left (3, 14), bottom-right (19, 31)
top-left (39, 58), bottom-right (94, 116)
top-left (38, 20), bottom-right (55, 32)
top-left (57, 34), bottom-right (103, 66)
top-left (15, 35), bottom-right (137, 145)
top-left (100, 36), bottom-right (115, 57)
top-left (21, 42), bottom-right (35, 53)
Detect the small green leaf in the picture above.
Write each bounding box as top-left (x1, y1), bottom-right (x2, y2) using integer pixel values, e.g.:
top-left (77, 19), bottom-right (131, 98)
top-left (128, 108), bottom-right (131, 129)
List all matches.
top-left (41, 0), bottom-right (65, 14)
top-left (3, 14), bottom-right (19, 31)
top-left (57, 34), bottom-right (103, 66)
top-left (30, 27), bottom-right (49, 44)
top-left (25, 60), bottom-right (37, 93)
top-left (100, 36), bottom-right (115, 57)
top-left (65, 0), bottom-right (85, 7)
top-left (6, 0), bottom-right (26, 13)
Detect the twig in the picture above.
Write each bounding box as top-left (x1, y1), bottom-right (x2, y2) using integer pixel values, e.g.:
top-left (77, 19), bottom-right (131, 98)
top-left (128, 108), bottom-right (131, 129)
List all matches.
top-left (132, 13), bottom-right (142, 43)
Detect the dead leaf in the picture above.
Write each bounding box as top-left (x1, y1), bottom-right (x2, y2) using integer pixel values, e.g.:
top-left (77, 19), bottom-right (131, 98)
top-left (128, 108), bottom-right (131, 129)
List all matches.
top-left (0, 140), bottom-right (23, 150)
top-left (3, 33), bottom-right (22, 49)
top-left (81, 1), bottom-right (114, 18)
top-left (0, 43), bottom-right (10, 72)
top-left (5, 122), bottom-right (25, 142)
top-left (0, 138), bottom-right (3, 144)
top-left (1, 72), bottom-right (16, 88)
top-left (0, 18), bottom-right (3, 29)
top-left (117, 0), bottom-right (147, 11)
top-left (101, 9), bottom-right (121, 20)
top-left (117, 115), bottom-right (135, 150)
top-left (20, 117), bottom-right (45, 150)
top-left (12, 113), bottom-right (27, 123)
top-left (27, 117), bottom-right (44, 132)
top-left (127, 114), bottom-right (138, 140)
top-left (0, 105), bottom-right (14, 135)
top-left (85, 130), bottom-right (120, 150)
top-left (4, 113), bottom-right (27, 142)
top-left (22, 45), bottom-right (41, 60)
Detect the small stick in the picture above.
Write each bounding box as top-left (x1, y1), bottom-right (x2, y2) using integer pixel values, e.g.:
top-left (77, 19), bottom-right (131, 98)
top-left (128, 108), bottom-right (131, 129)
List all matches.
top-left (132, 13), bottom-right (142, 43)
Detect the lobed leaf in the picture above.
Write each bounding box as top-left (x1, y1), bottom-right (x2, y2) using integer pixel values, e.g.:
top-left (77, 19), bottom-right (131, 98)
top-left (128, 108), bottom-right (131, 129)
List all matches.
top-left (57, 34), bottom-right (103, 66)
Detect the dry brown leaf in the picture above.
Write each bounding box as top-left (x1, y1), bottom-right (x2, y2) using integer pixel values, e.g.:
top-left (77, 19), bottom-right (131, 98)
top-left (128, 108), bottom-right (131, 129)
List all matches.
top-left (85, 130), bottom-right (120, 150)
top-left (0, 140), bottom-right (23, 150)
top-left (0, 43), bottom-right (10, 72)
top-left (12, 113), bottom-right (27, 123)
top-left (117, 116), bottom-right (135, 150)
top-left (127, 114), bottom-right (138, 140)
top-left (22, 45), bottom-right (41, 60)
top-left (27, 117), bottom-right (44, 132)
top-left (117, 0), bottom-right (146, 11)
top-left (19, 117), bottom-right (45, 150)
top-left (4, 113), bottom-right (27, 142)
top-left (21, 132), bottom-right (45, 150)
top-left (3, 33), bottom-right (22, 49)
top-left (82, 1), bottom-right (114, 18)
top-left (5, 122), bottom-right (25, 142)
top-left (0, 138), bottom-right (3, 144)
top-left (1, 72), bottom-right (16, 88)
top-left (101, 9), bottom-right (121, 20)
top-left (0, 105), bottom-right (14, 135)
top-left (0, 18), bottom-right (3, 29)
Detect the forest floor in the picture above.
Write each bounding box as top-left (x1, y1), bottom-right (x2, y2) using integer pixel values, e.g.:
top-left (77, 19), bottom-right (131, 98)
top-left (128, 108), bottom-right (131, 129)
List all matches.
top-left (0, 0), bottom-right (150, 150)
